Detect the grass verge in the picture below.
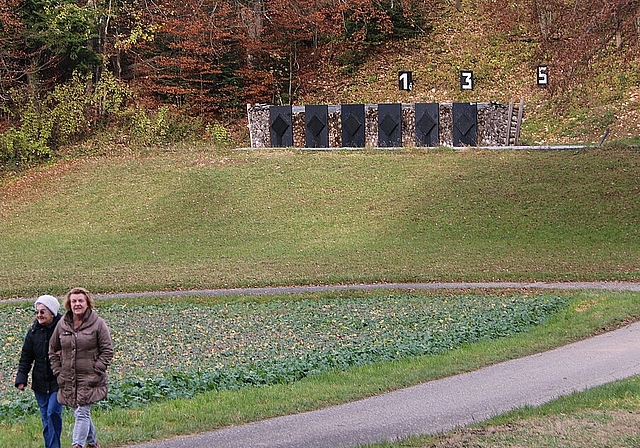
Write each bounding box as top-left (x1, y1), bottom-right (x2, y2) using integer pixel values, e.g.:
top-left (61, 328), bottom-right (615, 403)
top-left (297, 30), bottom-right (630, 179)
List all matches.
top-left (365, 378), bottom-right (640, 448)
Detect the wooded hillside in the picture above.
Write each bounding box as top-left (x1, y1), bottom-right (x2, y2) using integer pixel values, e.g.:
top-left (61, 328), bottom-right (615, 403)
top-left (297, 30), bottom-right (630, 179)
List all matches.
top-left (1, 0), bottom-right (639, 165)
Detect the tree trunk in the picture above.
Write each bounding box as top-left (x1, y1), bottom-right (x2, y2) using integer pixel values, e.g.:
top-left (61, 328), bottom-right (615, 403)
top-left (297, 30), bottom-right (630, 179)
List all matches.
top-left (535, 0), bottom-right (552, 40)
top-left (240, 0), bottom-right (264, 67)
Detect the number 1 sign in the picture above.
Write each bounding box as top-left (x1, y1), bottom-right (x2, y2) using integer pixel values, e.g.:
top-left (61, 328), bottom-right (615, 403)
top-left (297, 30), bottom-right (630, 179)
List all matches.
top-left (398, 71), bottom-right (413, 91)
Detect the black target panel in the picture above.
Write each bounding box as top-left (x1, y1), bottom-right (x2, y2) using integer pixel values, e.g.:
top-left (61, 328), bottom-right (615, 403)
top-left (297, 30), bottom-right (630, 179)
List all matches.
top-left (378, 103), bottom-right (402, 147)
top-left (270, 106), bottom-right (293, 147)
top-left (415, 103), bottom-right (439, 147)
top-left (341, 104), bottom-right (365, 147)
top-left (305, 105), bottom-right (328, 148)
top-left (452, 103), bottom-right (477, 147)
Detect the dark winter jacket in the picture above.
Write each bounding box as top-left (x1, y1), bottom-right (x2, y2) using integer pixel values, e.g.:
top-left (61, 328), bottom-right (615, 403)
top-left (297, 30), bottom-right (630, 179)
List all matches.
top-left (49, 308), bottom-right (114, 407)
top-left (15, 314), bottom-right (62, 393)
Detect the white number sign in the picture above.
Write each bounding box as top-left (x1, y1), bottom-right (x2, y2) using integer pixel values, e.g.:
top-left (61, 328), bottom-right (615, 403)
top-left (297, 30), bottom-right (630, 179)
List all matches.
top-left (537, 66), bottom-right (548, 86)
top-left (398, 71), bottom-right (413, 91)
top-left (460, 71), bottom-right (474, 90)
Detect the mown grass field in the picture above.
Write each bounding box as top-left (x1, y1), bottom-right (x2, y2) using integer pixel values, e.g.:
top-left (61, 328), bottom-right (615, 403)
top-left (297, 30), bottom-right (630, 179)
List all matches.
top-left (0, 146), bottom-right (639, 447)
top-left (1, 147), bottom-right (638, 299)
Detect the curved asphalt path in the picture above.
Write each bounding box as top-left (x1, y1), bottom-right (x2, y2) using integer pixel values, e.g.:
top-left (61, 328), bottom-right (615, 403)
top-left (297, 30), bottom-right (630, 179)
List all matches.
top-left (109, 281), bottom-right (640, 448)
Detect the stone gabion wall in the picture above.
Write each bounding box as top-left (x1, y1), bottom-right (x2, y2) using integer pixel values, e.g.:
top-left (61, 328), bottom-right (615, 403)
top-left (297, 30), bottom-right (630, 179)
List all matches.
top-left (247, 103), bottom-right (270, 148)
top-left (402, 104), bottom-right (415, 147)
top-left (478, 102), bottom-right (511, 146)
top-left (439, 104), bottom-right (454, 147)
top-left (292, 106), bottom-right (305, 148)
top-left (247, 101), bottom-right (522, 149)
top-left (328, 106), bottom-right (341, 147)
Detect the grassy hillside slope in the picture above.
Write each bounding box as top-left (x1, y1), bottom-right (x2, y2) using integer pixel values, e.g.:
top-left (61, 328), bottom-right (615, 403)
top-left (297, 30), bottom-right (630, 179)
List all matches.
top-left (1, 147), bottom-right (638, 299)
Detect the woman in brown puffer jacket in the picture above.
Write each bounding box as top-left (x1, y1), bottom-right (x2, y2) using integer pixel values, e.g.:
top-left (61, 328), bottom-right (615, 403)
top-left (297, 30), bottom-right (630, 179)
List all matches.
top-left (49, 287), bottom-right (114, 448)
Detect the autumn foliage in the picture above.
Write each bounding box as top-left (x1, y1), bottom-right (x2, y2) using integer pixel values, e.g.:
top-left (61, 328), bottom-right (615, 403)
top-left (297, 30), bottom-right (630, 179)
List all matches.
top-left (484, 0), bottom-right (640, 91)
top-left (0, 0), bottom-right (638, 127)
top-left (0, 0), bottom-right (431, 119)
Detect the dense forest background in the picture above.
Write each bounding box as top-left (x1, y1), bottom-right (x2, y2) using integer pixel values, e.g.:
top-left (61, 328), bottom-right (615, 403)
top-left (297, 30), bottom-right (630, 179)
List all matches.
top-left (1, 0), bottom-right (639, 166)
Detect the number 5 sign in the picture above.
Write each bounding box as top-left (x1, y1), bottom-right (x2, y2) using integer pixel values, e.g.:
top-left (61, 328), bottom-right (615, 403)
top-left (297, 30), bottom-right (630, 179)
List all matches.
top-left (537, 66), bottom-right (549, 86)
top-left (398, 71), bottom-right (413, 91)
top-left (460, 71), bottom-right (474, 90)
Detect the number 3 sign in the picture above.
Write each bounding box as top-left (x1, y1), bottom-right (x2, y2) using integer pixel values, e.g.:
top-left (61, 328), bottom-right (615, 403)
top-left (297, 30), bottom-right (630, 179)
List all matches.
top-left (460, 71), bottom-right (474, 90)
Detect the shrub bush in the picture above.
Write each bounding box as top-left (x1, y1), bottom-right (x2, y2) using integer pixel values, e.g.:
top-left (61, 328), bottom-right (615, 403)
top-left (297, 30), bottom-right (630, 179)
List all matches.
top-left (128, 106), bottom-right (205, 146)
top-left (46, 74), bottom-right (91, 146)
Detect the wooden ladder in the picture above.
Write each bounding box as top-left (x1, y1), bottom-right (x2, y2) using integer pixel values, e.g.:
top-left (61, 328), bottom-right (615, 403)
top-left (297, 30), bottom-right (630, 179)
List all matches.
top-left (506, 99), bottom-right (524, 145)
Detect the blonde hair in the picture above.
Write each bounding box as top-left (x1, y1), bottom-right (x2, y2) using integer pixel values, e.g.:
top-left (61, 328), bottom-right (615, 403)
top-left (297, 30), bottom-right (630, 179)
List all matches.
top-left (64, 287), bottom-right (95, 311)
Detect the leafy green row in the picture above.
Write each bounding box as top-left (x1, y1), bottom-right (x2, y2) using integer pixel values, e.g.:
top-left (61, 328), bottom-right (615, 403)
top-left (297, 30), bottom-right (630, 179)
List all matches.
top-left (0, 294), bottom-right (568, 422)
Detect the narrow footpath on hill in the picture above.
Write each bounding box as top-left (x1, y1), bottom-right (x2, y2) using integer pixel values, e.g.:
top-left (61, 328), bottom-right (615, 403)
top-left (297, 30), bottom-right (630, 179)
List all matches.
top-left (117, 281), bottom-right (640, 448)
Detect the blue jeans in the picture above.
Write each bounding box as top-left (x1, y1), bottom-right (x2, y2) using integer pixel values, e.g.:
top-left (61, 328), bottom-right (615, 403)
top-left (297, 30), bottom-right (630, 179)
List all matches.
top-left (72, 404), bottom-right (97, 447)
top-left (34, 390), bottom-right (62, 448)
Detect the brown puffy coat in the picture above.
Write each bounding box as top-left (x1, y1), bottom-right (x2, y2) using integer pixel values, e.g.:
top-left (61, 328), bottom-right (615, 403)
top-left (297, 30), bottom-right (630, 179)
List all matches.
top-left (49, 308), bottom-right (114, 407)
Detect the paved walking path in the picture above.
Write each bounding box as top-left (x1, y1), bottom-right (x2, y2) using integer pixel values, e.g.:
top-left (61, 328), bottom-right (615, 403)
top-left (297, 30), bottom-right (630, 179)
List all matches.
top-left (93, 280), bottom-right (640, 300)
top-left (6, 281), bottom-right (638, 303)
top-left (124, 282), bottom-right (640, 448)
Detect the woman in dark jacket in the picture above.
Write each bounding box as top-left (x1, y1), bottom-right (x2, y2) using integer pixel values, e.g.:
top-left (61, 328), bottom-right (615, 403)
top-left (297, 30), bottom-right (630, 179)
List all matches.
top-left (15, 294), bottom-right (63, 448)
top-left (50, 287), bottom-right (113, 448)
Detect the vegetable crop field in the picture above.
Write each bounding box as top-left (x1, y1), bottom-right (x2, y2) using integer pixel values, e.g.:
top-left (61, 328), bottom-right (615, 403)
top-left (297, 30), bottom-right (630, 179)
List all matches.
top-left (0, 292), bottom-right (567, 422)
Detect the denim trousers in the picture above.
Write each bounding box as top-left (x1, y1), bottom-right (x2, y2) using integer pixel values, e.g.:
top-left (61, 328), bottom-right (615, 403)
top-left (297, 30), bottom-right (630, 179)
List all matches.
top-left (72, 404), bottom-right (98, 447)
top-left (34, 390), bottom-right (63, 448)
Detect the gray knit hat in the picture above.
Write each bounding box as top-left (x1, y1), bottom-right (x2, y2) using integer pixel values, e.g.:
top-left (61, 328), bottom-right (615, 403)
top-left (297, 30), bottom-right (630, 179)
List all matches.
top-left (35, 295), bottom-right (60, 316)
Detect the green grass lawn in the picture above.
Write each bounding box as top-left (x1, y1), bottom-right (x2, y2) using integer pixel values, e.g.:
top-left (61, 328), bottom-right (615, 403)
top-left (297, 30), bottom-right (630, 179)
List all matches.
top-left (0, 147), bottom-right (638, 299)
